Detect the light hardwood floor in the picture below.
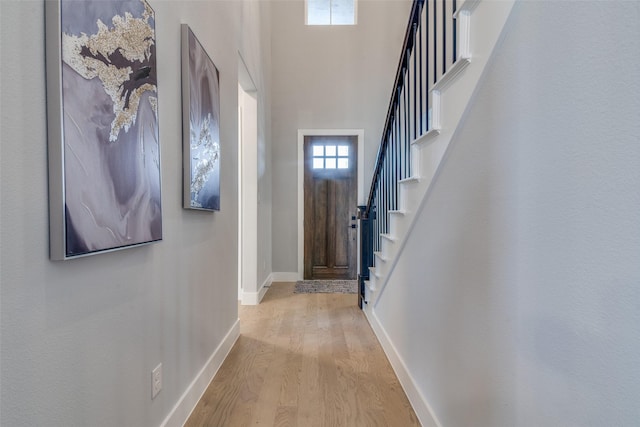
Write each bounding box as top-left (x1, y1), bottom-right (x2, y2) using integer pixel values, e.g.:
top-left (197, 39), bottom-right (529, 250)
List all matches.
top-left (185, 282), bottom-right (420, 427)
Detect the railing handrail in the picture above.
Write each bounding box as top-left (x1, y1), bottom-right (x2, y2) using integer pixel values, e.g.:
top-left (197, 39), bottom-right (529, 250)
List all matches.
top-left (365, 0), bottom-right (425, 217)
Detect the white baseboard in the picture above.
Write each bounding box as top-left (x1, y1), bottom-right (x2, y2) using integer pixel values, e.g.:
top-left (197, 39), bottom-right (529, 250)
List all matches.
top-left (241, 273), bottom-right (272, 305)
top-left (364, 309), bottom-right (441, 427)
top-left (160, 319), bottom-right (240, 427)
top-left (271, 272), bottom-right (299, 282)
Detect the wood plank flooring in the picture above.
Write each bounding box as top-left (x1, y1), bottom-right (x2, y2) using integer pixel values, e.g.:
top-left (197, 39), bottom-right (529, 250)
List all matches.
top-left (185, 282), bottom-right (420, 427)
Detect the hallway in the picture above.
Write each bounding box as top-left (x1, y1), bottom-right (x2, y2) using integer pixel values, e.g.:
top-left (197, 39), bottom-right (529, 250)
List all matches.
top-left (185, 282), bottom-right (420, 426)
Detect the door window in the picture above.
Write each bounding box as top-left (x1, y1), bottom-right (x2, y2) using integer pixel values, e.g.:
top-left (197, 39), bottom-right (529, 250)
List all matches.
top-left (312, 144), bottom-right (350, 170)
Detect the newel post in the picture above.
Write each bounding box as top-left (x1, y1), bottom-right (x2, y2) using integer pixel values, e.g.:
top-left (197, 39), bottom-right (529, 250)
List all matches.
top-left (357, 205), bottom-right (372, 309)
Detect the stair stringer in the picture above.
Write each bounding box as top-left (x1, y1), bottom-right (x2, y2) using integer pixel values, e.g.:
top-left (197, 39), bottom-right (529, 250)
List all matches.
top-left (365, 0), bottom-right (515, 309)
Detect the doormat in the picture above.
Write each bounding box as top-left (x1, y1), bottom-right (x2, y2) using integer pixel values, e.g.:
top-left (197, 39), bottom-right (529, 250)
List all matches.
top-left (294, 280), bottom-right (358, 294)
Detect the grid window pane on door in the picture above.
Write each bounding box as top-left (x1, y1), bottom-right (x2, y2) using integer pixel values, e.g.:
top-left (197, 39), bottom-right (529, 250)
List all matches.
top-left (312, 144), bottom-right (349, 170)
top-left (306, 0), bottom-right (356, 25)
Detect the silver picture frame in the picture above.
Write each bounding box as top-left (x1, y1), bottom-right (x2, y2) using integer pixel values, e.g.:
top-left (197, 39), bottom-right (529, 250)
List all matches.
top-left (45, 0), bottom-right (163, 260)
top-left (181, 24), bottom-right (221, 211)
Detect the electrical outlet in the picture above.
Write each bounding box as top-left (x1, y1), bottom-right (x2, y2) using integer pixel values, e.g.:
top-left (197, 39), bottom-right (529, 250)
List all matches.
top-left (152, 363), bottom-right (162, 399)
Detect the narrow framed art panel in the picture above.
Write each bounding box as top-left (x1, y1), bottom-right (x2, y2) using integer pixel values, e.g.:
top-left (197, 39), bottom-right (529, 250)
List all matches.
top-left (45, 0), bottom-right (163, 260)
top-left (181, 24), bottom-right (221, 211)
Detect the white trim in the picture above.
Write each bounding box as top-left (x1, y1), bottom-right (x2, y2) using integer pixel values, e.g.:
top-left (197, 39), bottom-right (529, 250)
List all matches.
top-left (453, 0), bottom-right (480, 18)
top-left (237, 70), bottom-right (259, 305)
top-left (373, 251), bottom-right (388, 262)
top-left (271, 272), bottom-right (300, 282)
top-left (380, 233), bottom-right (396, 242)
top-left (432, 57), bottom-right (471, 93)
top-left (412, 128), bottom-right (441, 147)
top-left (160, 320), bottom-right (240, 427)
top-left (297, 129), bottom-right (365, 280)
top-left (364, 309), bottom-right (441, 427)
top-left (431, 91), bottom-right (442, 131)
top-left (399, 176), bottom-right (421, 184)
top-left (238, 85), bottom-right (243, 301)
top-left (353, 0), bottom-right (359, 25)
top-left (241, 274), bottom-right (272, 305)
top-left (458, 10), bottom-right (472, 60)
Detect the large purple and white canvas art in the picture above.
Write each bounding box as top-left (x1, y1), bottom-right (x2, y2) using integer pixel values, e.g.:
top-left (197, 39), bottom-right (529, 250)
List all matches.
top-left (46, 0), bottom-right (162, 260)
top-left (181, 24), bottom-right (221, 211)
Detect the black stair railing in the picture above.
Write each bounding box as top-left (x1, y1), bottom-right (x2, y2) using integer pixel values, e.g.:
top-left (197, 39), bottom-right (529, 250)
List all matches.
top-left (359, 0), bottom-right (458, 307)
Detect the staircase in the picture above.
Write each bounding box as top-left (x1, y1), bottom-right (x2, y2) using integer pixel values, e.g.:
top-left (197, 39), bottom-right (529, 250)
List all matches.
top-left (359, 0), bottom-right (515, 307)
top-left (358, 0), bottom-right (515, 424)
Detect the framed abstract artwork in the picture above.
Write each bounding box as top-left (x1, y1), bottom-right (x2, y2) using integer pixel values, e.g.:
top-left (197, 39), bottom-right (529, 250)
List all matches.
top-left (181, 24), bottom-right (221, 211)
top-left (45, 0), bottom-right (163, 260)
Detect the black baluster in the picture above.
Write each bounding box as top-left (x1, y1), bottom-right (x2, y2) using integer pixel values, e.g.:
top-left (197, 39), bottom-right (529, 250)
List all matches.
top-left (442, 0), bottom-right (446, 75)
top-left (453, 0), bottom-right (457, 64)
top-left (419, 7), bottom-right (423, 135)
top-left (433, 0), bottom-right (437, 83)
top-left (405, 68), bottom-right (409, 177)
top-left (413, 23), bottom-right (418, 142)
top-left (426, 0), bottom-right (430, 131)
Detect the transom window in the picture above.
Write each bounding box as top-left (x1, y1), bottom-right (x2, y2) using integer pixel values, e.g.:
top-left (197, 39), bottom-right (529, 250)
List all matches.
top-left (306, 0), bottom-right (357, 26)
top-left (313, 144), bottom-right (349, 169)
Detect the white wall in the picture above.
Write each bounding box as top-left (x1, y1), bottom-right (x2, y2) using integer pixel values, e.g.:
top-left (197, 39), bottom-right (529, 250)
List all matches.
top-left (374, 1), bottom-right (640, 426)
top-left (0, 0), bottom-right (270, 425)
top-left (270, 0), bottom-right (411, 273)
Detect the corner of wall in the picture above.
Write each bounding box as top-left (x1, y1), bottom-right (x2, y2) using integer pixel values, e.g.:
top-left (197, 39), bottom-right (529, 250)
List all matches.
top-left (364, 309), bottom-right (441, 427)
top-left (160, 320), bottom-right (240, 427)
top-left (241, 273), bottom-right (273, 305)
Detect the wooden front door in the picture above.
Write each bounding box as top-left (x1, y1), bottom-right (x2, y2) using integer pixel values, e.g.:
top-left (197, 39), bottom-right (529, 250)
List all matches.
top-left (304, 135), bottom-right (357, 280)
